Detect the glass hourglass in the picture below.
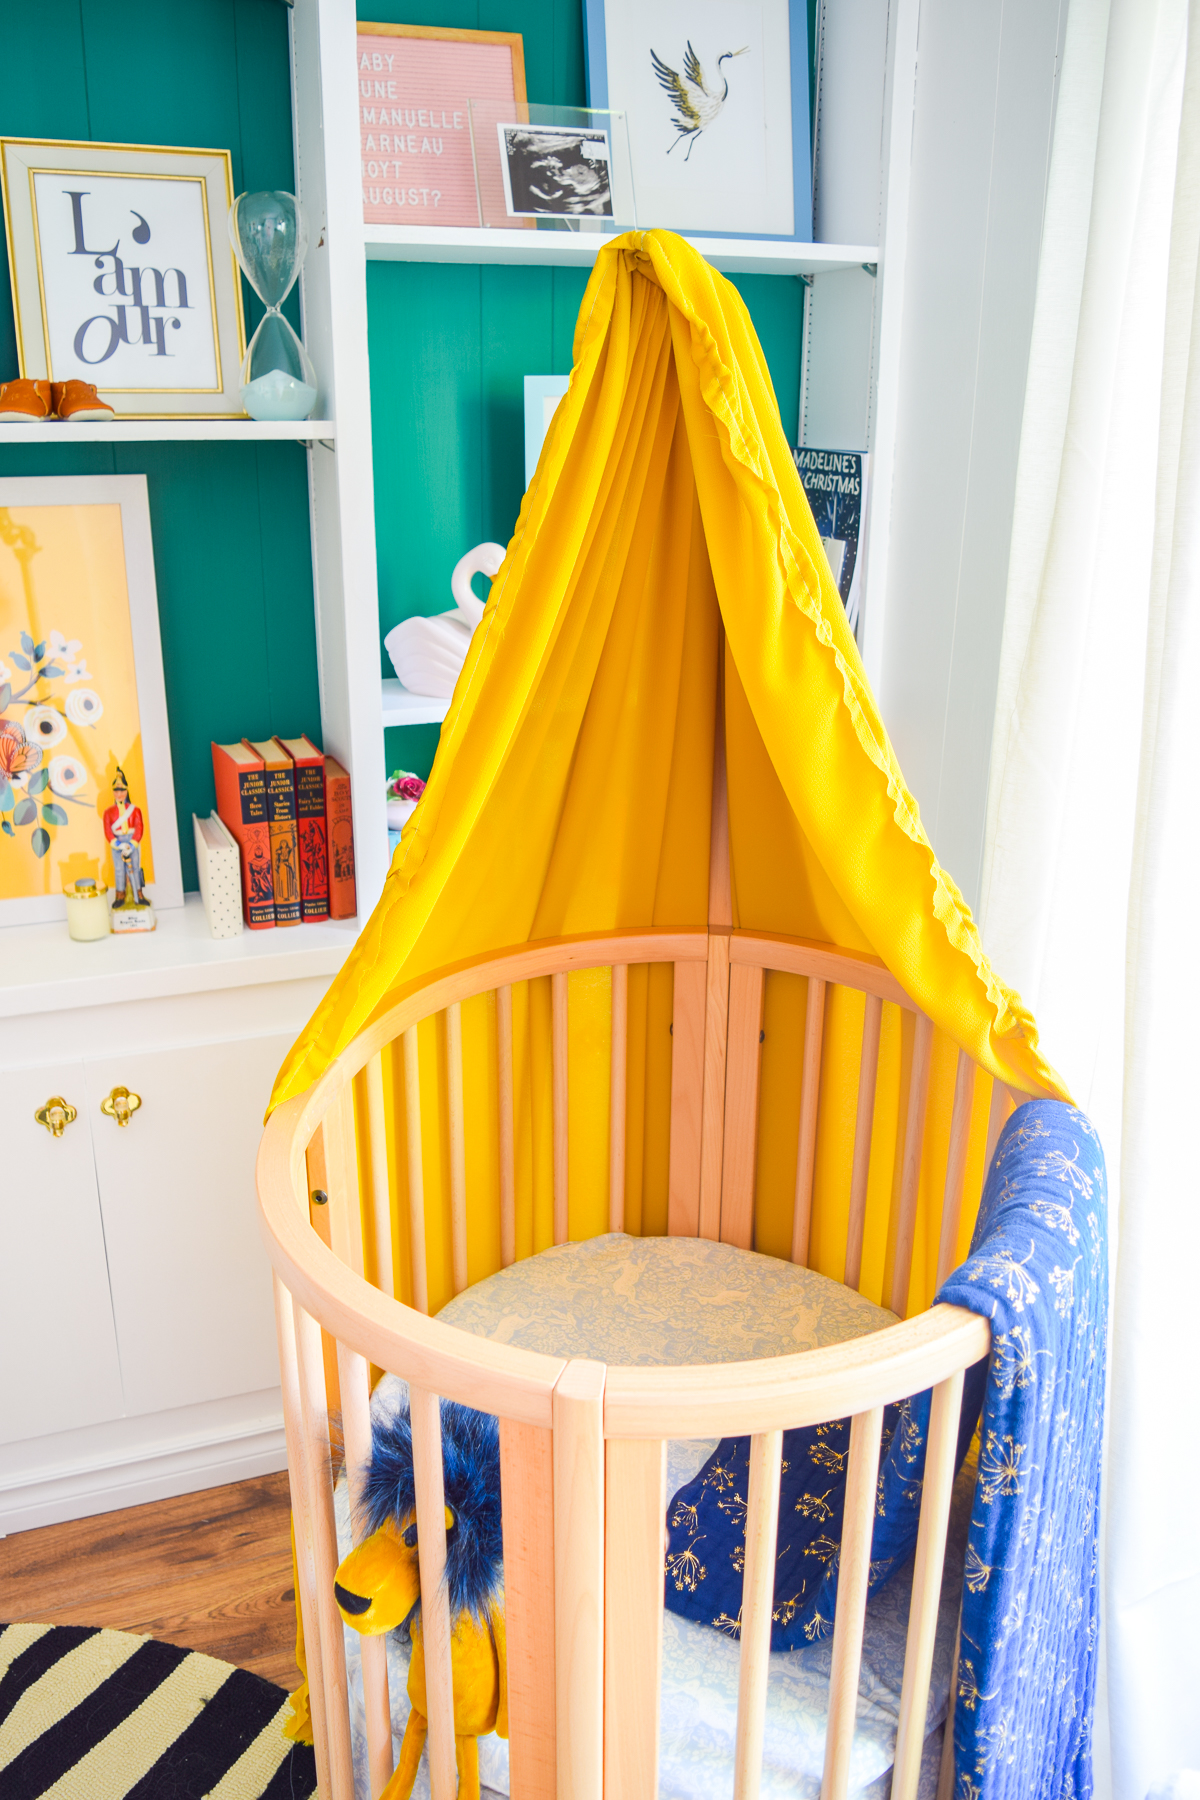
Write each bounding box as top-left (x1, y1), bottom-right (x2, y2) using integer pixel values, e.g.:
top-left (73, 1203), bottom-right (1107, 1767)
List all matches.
top-left (228, 191), bottom-right (318, 421)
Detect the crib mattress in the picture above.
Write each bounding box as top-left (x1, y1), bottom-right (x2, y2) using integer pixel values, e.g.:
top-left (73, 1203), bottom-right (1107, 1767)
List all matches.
top-left (436, 1229), bottom-right (899, 1362)
top-left (337, 1234), bottom-right (958, 1800)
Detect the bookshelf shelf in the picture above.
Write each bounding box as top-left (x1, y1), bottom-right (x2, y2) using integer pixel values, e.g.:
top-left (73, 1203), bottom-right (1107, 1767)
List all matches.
top-left (0, 894), bottom-right (358, 1019)
top-left (0, 419), bottom-right (336, 446)
top-left (364, 225), bottom-right (879, 278)
top-left (381, 678), bottom-right (452, 728)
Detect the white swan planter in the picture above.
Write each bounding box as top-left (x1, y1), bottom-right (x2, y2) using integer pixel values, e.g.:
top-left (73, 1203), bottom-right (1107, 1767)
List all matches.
top-left (383, 542), bottom-right (507, 699)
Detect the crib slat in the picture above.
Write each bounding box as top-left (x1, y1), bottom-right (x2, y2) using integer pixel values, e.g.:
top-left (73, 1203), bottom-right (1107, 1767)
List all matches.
top-left (889, 1013), bottom-right (934, 1317)
top-left (821, 1406), bottom-right (885, 1800)
top-left (720, 961), bottom-right (765, 1250)
top-left (844, 994), bottom-right (883, 1291)
top-left (337, 1341), bottom-right (394, 1797)
top-left (699, 932), bottom-right (732, 1242)
top-left (402, 1026), bottom-right (429, 1314)
top-left (305, 1126), bottom-right (342, 1416)
top-left (983, 1075), bottom-right (1011, 1172)
top-left (733, 1429), bottom-right (784, 1800)
top-left (274, 1275), bottom-right (333, 1800)
top-left (410, 1384), bottom-right (457, 1800)
top-left (791, 977), bottom-right (827, 1267)
top-left (554, 1360), bottom-right (606, 1800)
top-left (497, 985), bottom-right (517, 1267)
top-left (552, 970), bottom-right (570, 1245)
top-left (323, 1082), bottom-right (363, 1276)
top-left (499, 1418), bottom-right (557, 1799)
top-left (446, 1002), bottom-right (469, 1295)
top-left (364, 1053), bottom-right (396, 1297)
top-left (668, 959), bottom-right (707, 1236)
top-left (610, 964), bottom-right (629, 1233)
top-left (292, 1298), bottom-right (356, 1800)
top-left (936, 1610), bottom-right (962, 1800)
top-left (891, 1369), bottom-right (966, 1800)
top-left (936, 1053), bottom-right (977, 1287)
top-left (604, 1438), bottom-right (667, 1800)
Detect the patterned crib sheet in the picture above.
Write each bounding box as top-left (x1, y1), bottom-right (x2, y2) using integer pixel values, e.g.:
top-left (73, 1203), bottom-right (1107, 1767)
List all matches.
top-left (334, 1234), bottom-right (960, 1798)
top-left (435, 1230), bottom-right (897, 1363)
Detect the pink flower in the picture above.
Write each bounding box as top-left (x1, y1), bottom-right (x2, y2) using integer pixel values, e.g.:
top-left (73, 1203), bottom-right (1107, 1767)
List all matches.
top-left (386, 772), bottom-right (426, 802)
top-left (0, 720), bottom-right (42, 778)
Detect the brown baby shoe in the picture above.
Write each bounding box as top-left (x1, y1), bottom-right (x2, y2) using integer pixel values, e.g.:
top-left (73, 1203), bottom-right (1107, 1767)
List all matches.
top-left (51, 379), bottom-right (116, 421)
top-left (52, 380), bottom-right (115, 421)
top-left (0, 378), bottom-right (53, 421)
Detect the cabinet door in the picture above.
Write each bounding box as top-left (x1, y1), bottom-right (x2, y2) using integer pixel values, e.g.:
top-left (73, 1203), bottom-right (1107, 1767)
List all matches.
top-left (85, 1033), bottom-right (292, 1416)
top-left (0, 1063), bottom-right (125, 1445)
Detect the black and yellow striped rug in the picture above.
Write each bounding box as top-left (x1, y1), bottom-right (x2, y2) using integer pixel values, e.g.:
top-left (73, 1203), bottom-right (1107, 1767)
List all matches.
top-left (0, 1622), bottom-right (318, 1798)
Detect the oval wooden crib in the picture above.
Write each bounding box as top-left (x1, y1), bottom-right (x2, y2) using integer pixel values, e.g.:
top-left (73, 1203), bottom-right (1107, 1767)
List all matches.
top-left (257, 924), bottom-right (1032, 1800)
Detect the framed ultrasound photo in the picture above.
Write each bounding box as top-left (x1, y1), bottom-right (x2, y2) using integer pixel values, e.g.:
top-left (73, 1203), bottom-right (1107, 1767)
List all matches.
top-left (498, 124), bottom-right (614, 220)
top-left (0, 137), bottom-right (245, 418)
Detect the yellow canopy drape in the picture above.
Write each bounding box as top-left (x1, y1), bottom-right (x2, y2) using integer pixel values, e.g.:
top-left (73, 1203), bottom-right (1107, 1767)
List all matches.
top-left (270, 229), bottom-right (1066, 1315)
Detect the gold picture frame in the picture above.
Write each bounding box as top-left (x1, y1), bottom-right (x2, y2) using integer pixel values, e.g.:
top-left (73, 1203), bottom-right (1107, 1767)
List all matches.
top-left (0, 137), bottom-right (246, 419)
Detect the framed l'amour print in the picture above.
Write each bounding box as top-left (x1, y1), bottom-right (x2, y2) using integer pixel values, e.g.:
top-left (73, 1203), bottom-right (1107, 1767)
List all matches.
top-left (358, 22), bottom-right (527, 228)
top-left (0, 138), bottom-right (246, 417)
top-left (0, 476), bottom-right (183, 926)
top-left (584, 0), bottom-right (812, 240)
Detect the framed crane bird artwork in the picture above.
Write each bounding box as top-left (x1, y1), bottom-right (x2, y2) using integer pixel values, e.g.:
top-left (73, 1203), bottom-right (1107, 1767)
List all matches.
top-left (584, 0), bottom-right (810, 238)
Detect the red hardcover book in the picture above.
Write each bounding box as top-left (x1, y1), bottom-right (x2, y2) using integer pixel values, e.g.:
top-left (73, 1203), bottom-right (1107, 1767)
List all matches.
top-left (274, 735), bottom-right (329, 922)
top-left (211, 741), bottom-right (275, 929)
top-left (324, 756), bottom-right (357, 919)
top-left (243, 739), bottom-right (301, 926)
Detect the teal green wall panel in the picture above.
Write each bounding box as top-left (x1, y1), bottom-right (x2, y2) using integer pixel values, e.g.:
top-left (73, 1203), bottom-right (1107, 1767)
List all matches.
top-left (0, 0), bottom-right (318, 891)
top-left (358, 0), bottom-right (586, 107)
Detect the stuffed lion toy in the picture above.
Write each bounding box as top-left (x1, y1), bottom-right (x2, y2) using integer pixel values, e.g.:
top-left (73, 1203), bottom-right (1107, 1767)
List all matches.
top-left (333, 1399), bottom-right (506, 1800)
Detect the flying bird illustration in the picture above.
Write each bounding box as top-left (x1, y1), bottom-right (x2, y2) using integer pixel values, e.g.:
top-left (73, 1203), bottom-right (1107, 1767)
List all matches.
top-left (650, 41), bottom-right (749, 159)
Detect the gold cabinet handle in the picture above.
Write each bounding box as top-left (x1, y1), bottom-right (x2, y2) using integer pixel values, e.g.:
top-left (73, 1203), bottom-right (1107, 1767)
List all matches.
top-left (35, 1096), bottom-right (78, 1138)
top-left (101, 1086), bottom-right (142, 1127)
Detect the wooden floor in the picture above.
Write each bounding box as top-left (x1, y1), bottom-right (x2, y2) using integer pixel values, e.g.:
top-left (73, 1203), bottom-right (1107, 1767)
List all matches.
top-left (0, 1471), bottom-right (299, 1690)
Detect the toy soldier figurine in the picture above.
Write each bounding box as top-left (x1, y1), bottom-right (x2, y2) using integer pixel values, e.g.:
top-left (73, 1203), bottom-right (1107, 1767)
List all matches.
top-left (103, 767), bottom-right (146, 908)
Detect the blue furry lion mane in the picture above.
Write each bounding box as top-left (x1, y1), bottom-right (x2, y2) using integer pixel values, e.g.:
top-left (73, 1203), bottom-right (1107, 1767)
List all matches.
top-left (357, 1398), bottom-right (503, 1628)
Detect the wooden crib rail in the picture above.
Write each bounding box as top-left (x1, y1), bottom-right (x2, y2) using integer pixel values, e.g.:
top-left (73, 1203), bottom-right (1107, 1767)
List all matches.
top-left (262, 1070), bottom-right (992, 1800)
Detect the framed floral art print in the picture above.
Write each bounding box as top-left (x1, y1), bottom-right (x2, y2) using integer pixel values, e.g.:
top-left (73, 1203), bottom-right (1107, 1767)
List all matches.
top-left (0, 475), bottom-right (182, 926)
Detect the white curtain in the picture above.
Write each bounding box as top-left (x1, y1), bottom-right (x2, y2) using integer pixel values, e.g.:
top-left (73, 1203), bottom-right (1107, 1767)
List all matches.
top-left (980, 0), bottom-right (1200, 1792)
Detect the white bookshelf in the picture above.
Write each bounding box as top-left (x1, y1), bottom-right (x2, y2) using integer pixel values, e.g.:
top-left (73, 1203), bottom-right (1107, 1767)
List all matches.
top-left (382, 678), bottom-right (451, 728)
top-left (364, 224), bottom-right (879, 278)
top-left (0, 895), bottom-right (357, 1019)
top-left (0, 419), bottom-right (335, 445)
top-left (289, 0), bottom-right (921, 920)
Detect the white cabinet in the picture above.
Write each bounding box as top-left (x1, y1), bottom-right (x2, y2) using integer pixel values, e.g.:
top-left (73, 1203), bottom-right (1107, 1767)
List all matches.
top-left (83, 1033), bottom-right (292, 1417)
top-left (0, 1064), bottom-right (124, 1447)
top-left (0, 897), bottom-right (355, 1532)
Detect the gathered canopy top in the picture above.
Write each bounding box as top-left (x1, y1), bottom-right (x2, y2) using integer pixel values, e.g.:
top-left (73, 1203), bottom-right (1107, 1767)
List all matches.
top-left (270, 229), bottom-right (1065, 1115)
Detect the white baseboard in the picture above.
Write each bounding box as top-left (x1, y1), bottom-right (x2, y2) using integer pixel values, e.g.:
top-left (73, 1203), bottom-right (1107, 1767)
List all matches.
top-left (0, 1411), bottom-right (289, 1535)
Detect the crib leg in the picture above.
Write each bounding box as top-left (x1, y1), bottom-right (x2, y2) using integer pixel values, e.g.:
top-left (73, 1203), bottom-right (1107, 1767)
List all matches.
top-left (384, 1709), bottom-right (428, 1800)
top-left (456, 1734), bottom-right (480, 1800)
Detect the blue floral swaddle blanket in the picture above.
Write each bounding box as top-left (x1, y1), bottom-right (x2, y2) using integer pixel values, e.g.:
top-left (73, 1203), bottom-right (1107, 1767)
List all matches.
top-left (662, 1099), bottom-right (1107, 1798)
top-left (939, 1100), bottom-right (1107, 1798)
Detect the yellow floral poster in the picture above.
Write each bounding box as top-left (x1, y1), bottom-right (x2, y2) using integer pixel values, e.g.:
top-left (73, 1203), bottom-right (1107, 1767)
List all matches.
top-left (0, 482), bottom-right (180, 919)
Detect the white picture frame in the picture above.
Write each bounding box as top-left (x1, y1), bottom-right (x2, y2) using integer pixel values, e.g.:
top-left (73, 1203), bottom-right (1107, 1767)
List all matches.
top-left (584, 0), bottom-right (811, 239)
top-left (0, 137), bottom-right (246, 418)
top-left (0, 475), bottom-right (183, 928)
top-left (524, 374), bottom-right (570, 483)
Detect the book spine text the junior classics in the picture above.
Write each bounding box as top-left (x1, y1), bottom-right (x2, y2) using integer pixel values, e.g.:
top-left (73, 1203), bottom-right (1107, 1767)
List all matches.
top-left (275, 735), bottom-right (329, 921)
top-left (245, 740), bottom-right (301, 926)
top-left (211, 742), bottom-right (276, 929)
